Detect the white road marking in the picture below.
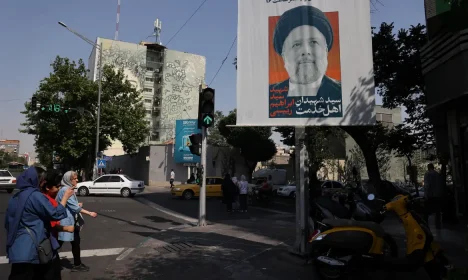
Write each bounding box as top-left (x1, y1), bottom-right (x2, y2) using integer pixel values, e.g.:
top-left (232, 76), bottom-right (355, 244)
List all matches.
top-left (0, 248), bottom-right (128, 265)
top-left (116, 248), bottom-right (135, 261)
top-left (134, 197), bottom-right (198, 225)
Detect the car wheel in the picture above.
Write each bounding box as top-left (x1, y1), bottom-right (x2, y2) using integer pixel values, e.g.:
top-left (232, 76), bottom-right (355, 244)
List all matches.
top-left (289, 191), bottom-right (296, 198)
top-left (121, 188), bottom-right (131, 198)
top-left (7, 189), bottom-right (13, 194)
top-left (183, 190), bottom-right (194, 200)
top-left (78, 187), bottom-right (89, 196)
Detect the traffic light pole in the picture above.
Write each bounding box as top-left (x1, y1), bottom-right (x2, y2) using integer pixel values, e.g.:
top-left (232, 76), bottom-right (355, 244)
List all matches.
top-left (198, 126), bottom-right (207, 226)
top-left (291, 126), bottom-right (309, 256)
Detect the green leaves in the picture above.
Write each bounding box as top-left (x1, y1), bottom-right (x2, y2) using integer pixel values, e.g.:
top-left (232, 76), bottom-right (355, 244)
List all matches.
top-left (20, 56), bottom-right (149, 168)
top-left (218, 110), bottom-right (276, 164)
top-left (372, 23), bottom-right (433, 151)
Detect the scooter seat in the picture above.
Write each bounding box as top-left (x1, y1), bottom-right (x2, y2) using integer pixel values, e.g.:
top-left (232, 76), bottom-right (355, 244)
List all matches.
top-left (322, 219), bottom-right (386, 238)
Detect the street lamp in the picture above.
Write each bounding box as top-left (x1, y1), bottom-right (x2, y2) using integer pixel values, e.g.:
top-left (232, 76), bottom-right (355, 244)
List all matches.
top-left (59, 21), bottom-right (103, 180)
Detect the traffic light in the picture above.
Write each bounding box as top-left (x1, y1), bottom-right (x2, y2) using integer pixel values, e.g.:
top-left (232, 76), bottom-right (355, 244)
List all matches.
top-left (198, 87), bottom-right (215, 128)
top-left (188, 133), bottom-right (202, 156)
top-left (31, 97), bottom-right (37, 111)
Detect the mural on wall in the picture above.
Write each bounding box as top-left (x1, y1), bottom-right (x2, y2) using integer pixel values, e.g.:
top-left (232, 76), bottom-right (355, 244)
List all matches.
top-left (159, 50), bottom-right (206, 142)
top-left (97, 38), bottom-right (147, 91)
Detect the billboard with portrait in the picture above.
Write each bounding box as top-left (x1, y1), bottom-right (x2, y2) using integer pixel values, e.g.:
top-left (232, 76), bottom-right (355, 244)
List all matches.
top-left (174, 119), bottom-right (201, 164)
top-left (237, 0), bottom-right (375, 126)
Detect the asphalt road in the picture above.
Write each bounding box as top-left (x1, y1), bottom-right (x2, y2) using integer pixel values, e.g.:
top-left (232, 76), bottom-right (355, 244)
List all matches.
top-left (0, 190), bottom-right (189, 279)
top-left (136, 188), bottom-right (296, 223)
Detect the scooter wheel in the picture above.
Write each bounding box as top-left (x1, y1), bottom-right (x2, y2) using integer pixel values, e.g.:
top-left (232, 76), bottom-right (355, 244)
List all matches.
top-left (316, 262), bottom-right (344, 280)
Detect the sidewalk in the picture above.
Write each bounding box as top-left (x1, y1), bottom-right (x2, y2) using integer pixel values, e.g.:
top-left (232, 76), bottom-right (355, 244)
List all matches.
top-left (96, 210), bottom-right (468, 280)
top-left (101, 216), bottom-right (316, 280)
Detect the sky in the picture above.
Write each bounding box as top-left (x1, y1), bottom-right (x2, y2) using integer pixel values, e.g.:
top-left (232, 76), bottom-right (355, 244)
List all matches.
top-left (0, 0), bottom-right (426, 156)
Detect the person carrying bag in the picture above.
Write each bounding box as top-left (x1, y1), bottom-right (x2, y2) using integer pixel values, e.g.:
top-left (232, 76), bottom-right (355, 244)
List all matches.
top-left (5, 167), bottom-right (75, 280)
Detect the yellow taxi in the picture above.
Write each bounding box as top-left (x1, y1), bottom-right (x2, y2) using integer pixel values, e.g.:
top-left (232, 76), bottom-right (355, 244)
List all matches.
top-left (171, 177), bottom-right (224, 200)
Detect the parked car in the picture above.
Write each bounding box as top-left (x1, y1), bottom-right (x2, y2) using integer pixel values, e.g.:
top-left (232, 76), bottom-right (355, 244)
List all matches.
top-left (172, 176), bottom-right (223, 200)
top-left (75, 174), bottom-right (145, 198)
top-left (277, 180), bottom-right (345, 199)
top-left (0, 170), bottom-right (16, 193)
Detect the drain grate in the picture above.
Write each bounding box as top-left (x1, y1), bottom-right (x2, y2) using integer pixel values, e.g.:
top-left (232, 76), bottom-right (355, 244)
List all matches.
top-left (156, 242), bottom-right (194, 254)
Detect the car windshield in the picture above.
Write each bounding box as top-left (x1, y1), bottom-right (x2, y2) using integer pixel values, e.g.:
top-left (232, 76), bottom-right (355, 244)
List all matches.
top-left (124, 175), bottom-right (136, 181)
top-left (0, 171), bottom-right (12, 177)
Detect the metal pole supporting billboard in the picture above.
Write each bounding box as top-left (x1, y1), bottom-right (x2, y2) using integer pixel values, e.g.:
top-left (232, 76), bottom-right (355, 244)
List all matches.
top-left (198, 126), bottom-right (207, 226)
top-left (291, 126), bottom-right (309, 256)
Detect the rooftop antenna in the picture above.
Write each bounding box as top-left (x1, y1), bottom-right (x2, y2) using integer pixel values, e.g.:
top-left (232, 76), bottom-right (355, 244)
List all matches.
top-left (114, 0), bottom-right (121, 40)
top-left (153, 19), bottom-right (162, 44)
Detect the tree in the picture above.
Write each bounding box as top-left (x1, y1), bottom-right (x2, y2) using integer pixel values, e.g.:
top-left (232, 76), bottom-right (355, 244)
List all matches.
top-left (20, 56), bottom-right (149, 169)
top-left (218, 110), bottom-right (276, 180)
top-left (0, 151), bottom-right (26, 167)
top-left (207, 111), bottom-right (229, 147)
top-left (373, 23), bottom-right (433, 150)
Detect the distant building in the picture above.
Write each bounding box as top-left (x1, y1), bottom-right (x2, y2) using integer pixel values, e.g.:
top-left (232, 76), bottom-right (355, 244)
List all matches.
top-left (0, 139), bottom-right (20, 154)
top-left (345, 105), bottom-right (405, 182)
top-left (88, 38), bottom-right (206, 156)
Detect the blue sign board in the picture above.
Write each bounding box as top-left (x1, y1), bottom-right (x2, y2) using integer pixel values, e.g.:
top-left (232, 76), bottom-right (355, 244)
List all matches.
top-left (97, 159), bottom-right (107, 168)
top-left (174, 119), bottom-right (201, 164)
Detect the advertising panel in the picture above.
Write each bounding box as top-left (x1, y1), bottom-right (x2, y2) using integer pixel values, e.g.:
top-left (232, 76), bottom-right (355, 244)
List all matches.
top-left (174, 119), bottom-right (201, 164)
top-left (237, 0), bottom-right (375, 126)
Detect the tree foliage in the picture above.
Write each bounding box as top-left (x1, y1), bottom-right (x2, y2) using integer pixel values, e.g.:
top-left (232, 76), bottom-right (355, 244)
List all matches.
top-left (207, 110), bottom-right (229, 147)
top-left (20, 56), bottom-right (149, 169)
top-left (373, 23), bottom-right (433, 150)
top-left (0, 151), bottom-right (26, 167)
top-left (218, 110), bottom-right (276, 179)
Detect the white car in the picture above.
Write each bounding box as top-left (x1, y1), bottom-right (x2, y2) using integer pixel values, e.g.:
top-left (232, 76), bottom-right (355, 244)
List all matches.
top-left (277, 180), bottom-right (345, 198)
top-left (277, 184), bottom-right (297, 198)
top-left (75, 174), bottom-right (145, 198)
top-left (0, 170), bottom-right (16, 193)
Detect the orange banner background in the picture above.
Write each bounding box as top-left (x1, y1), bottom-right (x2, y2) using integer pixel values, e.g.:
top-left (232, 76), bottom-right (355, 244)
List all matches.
top-left (268, 12), bottom-right (341, 85)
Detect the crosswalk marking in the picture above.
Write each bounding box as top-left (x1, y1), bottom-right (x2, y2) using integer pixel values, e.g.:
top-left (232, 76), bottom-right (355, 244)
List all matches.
top-left (0, 247), bottom-right (128, 265)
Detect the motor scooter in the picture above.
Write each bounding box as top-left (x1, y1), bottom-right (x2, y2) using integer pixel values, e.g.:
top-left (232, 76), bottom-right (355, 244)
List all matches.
top-left (309, 193), bottom-right (451, 280)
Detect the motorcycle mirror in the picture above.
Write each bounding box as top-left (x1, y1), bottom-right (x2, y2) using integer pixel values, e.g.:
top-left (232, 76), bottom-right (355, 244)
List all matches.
top-left (367, 194), bottom-right (375, 201)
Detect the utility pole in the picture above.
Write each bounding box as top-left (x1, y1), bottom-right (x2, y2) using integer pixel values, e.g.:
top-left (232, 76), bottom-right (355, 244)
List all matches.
top-left (94, 42), bottom-right (103, 180)
top-left (291, 126), bottom-right (310, 256)
top-left (58, 21), bottom-right (103, 180)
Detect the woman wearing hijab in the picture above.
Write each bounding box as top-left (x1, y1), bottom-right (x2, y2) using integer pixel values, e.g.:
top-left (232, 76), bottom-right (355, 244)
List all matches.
top-left (56, 171), bottom-right (98, 272)
top-left (221, 174), bottom-right (236, 212)
top-left (5, 166), bottom-right (75, 280)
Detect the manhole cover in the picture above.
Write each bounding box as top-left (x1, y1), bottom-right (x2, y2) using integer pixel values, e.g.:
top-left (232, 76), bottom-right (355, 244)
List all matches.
top-left (156, 242), bottom-right (194, 254)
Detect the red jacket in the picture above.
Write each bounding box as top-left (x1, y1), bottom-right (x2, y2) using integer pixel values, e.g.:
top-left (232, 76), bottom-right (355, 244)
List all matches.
top-left (43, 193), bottom-right (60, 239)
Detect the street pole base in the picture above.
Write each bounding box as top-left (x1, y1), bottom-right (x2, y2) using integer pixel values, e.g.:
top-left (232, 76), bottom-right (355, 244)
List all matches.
top-left (289, 247), bottom-right (308, 258)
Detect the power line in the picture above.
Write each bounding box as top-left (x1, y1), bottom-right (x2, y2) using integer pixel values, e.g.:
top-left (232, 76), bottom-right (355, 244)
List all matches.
top-left (208, 35), bottom-right (237, 86)
top-left (165, 0), bottom-right (209, 46)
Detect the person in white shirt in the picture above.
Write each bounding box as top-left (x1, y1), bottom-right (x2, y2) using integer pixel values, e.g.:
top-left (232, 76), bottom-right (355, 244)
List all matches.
top-left (238, 175), bottom-right (249, 212)
top-left (170, 169), bottom-right (175, 188)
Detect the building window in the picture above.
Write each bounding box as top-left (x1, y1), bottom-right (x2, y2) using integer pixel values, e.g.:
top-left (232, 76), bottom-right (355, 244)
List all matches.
top-left (146, 110), bottom-right (151, 115)
top-left (144, 99), bottom-right (152, 103)
top-left (145, 77), bottom-right (154, 82)
top-left (143, 88), bottom-right (152, 92)
top-left (146, 67), bottom-right (154, 71)
top-left (376, 113), bottom-right (392, 123)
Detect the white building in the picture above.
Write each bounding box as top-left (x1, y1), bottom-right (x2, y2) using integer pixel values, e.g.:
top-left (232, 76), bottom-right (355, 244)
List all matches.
top-left (88, 38), bottom-right (206, 156)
